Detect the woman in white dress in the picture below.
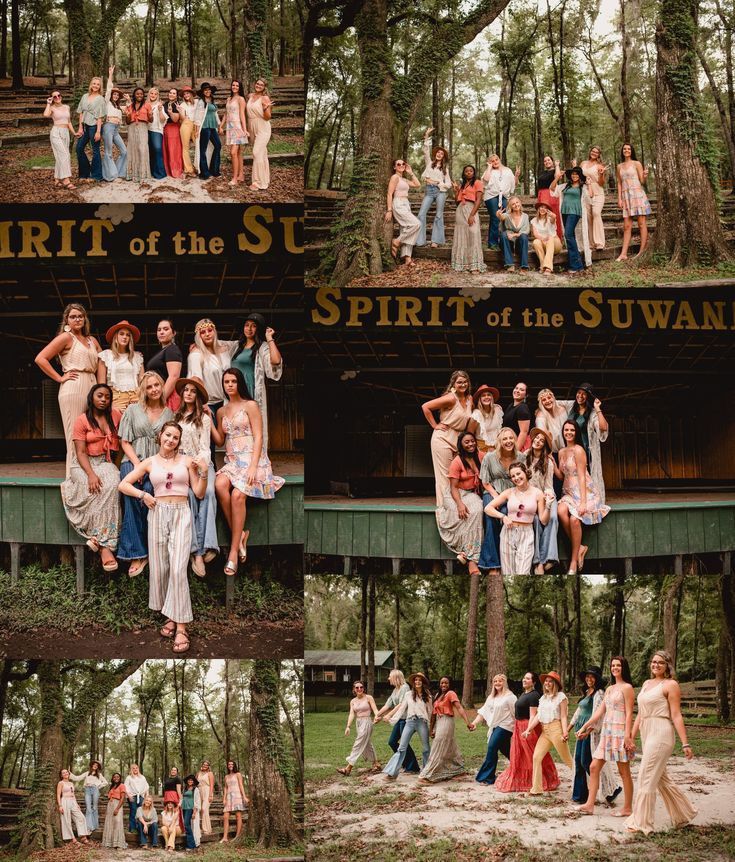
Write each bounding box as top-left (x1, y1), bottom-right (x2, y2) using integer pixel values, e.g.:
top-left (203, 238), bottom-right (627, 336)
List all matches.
top-left (97, 320), bottom-right (144, 413)
top-left (471, 385), bottom-right (503, 452)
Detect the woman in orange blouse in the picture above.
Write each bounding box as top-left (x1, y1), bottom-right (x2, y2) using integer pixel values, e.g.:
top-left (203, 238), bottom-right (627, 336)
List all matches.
top-left (451, 165), bottom-right (487, 272)
top-left (125, 87), bottom-right (152, 181)
top-left (419, 677), bottom-right (471, 783)
top-left (61, 383), bottom-right (121, 572)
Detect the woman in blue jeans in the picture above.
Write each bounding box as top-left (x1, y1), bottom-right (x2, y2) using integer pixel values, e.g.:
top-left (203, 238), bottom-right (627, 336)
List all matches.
top-left (382, 672), bottom-right (432, 779)
top-left (70, 760), bottom-right (107, 831)
top-left (416, 127), bottom-right (452, 247)
top-left (498, 196), bottom-right (531, 271)
top-left (524, 427), bottom-right (559, 573)
top-left (101, 66), bottom-right (128, 181)
top-left (196, 83), bottom-right (223, 179)
top-left (478, 427), bottom-right (518, 571)
top-left (75, 77), bottom-right (106, 181)
top-left (135, 795), bottom-right (159, 848)
top-left (146, 87), bottom-right (168, 179)
top-left (551, 165), bottom-right (588, 273)
top-left (469, 674), bottom-right (517, 784)
top-left (181, 775), bottom-right (201, 849)
top-left (374, 669), bottom-right (420, 773)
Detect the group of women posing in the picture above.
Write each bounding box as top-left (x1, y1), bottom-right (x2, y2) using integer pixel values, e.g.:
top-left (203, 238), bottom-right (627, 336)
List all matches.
top-left (385, 135), bottom-right (651, 272)
top-left (57, 760), bottom-right (248, 849)
top-left (35, 305), bottom-right (284, 653)
top-left (339, 652), bottom-right (697, 837)
top-left (45, 70), bottom-right (273, 189)
top-left (423, 372), bottom-right (609, 575)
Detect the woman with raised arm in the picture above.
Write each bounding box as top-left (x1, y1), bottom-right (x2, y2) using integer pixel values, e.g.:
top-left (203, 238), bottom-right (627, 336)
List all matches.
top-left (196, 761), bottom-right (215, 834)
top-left (162, 87), bottom-right (184, 178)
top-left (422, 370), bottom-right (475, 507)
top-left (580, 146), bottom-right (608, 250)
top-left (116, 372), bottom-right (174, 576)
top-left (522, 671), bottom-right (574, 795)
top-left (44, 88), bottom-right (78, 189)
top-left (523, 428), bottom-right (559, 573)
top-left (101, 772), bottom-right (127, 849)
top-left (57, 769), bottom-right (91, 846)
top-left (557, 420), bottom-right (610, 574)
top-left (246, 78), bottom-right (273, 190)
top-left (416, 127), bottom-right (452, 248)
top-left (61, 383), bottom-right (121, 572)
top-left (451, 164), bottom-right (487, 272)
top-left (469, 674), bottom-right (516, 785)
top-left (223, 80), bottom-right (249, 186)
top-left (385, 157), bottom-right (421, 265)
top-left (125, 87), bottom-right (152, 181)
top-left (383, 672), bottom-right (433, 779)
top-left (575, 656), bottom-right (636, 817)
top-left (101, 66), bottom-right (128, 182)
top-left (556, 382), bottom-right (609, 503)
top-left (97, 320), bottom-right (145, 413)
top-left (419, 677), bottom-right (471, 783)
top-left (535, 155), bottom-right (563, 239)
top-left (616, 143), bottom-right (652, 260)
top-left (212, 368), bottom-right (284, 576)
top-left (338, 680), bottom-right (381, 776)
top-left (625, 650), bottom-right (697, 834)
top-left (221, 761), bottom-right (249, 842)
top-left (119, 420), bottom-right (208, 654)
top-left (69, 760), bottom-right (107, 833)
top-left (35, 303), bottom-right (102, 477)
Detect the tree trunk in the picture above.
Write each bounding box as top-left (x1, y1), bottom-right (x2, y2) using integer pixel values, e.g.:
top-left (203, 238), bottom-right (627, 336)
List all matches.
top-left (63, 0), bottom-right (134, 94)
top-left (246, 661), bottom-right (300, 846)
top-left (462, 573), bottom-right (480, 707)
top-left (612, 573), bottom-right (626, 655)
top-left (716, 623), bottom-right (730, 723)
top-left (619, 0), bottom-right (631, 143)
top-left (278, 0), bottom-right (286, 76)
top-left (485, 572), bottom-right (506, 692)
top-left (651, 0), bottom-right (732, 265)
top-left (393, 594), bottom-right (400, 669)
top-left (721, 570), bottom-right (735, 720)
top-left (696, 41), bottom-right (735, 191)
top-left (367, 572), bottom-right (376, 695)
top-left (662, 570), bottom-right (686, 664)
top-left (10, 0), bottom-right (22, 90)
top-left (0, 0), bottom-right (7, 78)
top-left (224, 660), bottom-right (233, 760)
top-left (172, 661), bottom-right (189, 775)
top-left (244, 0), bottom-right (269, 83)
top-left (360, 572), bottom-right (367, 682)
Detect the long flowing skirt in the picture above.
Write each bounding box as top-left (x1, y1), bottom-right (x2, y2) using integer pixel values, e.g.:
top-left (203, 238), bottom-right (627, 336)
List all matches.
top-left (419, 714), bottom-right (465, 783)
top-left (495, 719), bottom-right (560, 792)
top-left (346, 717), bottom-right (377, 766)
top-left (392, 197), bottom-right (421, 257)
top-left (199, 779), bottom-right (212, 833)
top-left (101, 802), bottom-right (127, 849)
top-left (127, 123), bottom-right (151, 181)
top-left (163, 122), bottom-right (184, 178)
top-left (436, 488), bottom-right (483, 562)
top-left (61, 454), bottom-right (121, 550)
top-left (451, 202), bottom-right (487, 272)
top-left (250, 116), bottom-right (271, 189)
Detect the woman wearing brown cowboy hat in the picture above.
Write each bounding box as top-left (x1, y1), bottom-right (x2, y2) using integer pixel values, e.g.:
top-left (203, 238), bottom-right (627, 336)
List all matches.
top-left (522, 670), bottom-right (574, 794)
top-left (470, 384), bottom-right (503, 453)
top-left (382, 672), bottom-right (433, 779)
top-left (97, 320), bottom-right (144, 413)
top-left (416, 127), bottom-right (452, 248)
top-left (178, 86), bottom-right (199, 176)
top-left (102, 66), bottom-right (128, 182)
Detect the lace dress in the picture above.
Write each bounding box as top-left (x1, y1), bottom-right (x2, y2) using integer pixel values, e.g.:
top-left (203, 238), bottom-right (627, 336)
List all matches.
top-left (217, 406), bottom-right (284, 499)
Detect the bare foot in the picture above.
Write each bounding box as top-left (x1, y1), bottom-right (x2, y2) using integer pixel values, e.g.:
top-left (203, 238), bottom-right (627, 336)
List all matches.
top-left (578, 544), bottom-right (588, 571)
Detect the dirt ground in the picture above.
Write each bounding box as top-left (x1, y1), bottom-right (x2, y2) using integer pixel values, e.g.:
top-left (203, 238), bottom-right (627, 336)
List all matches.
top-left (308, 756), bottom-right (735, 850)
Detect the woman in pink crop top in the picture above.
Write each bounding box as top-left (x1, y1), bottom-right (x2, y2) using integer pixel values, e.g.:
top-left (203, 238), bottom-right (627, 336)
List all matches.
top-left (338, 680), bottom-right (381, 776)
top-left (484, 460), bottom-right (549, 575)
top-left (119, 420), bottom-right (208, 653)
top-left (385, 157), bottom-right (421, 265)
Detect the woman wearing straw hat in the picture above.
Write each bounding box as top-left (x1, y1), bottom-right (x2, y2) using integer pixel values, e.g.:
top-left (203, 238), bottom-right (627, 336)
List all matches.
top-left (97, 320), bottom-right (145, 413)
top-left (522, 670), bottom-right (574, 794)
top-left (484, 460), bottom-right (550, 575)
top-left (179, 86), bottom-right (199, 176)
top-left (416, 127), bottom-right (452, 248)
top-left (524, 427), bottom-right (559, 573)
top-left (419, 676), bottom-right (470, 783)
top-left (338, 680), bottom-right (381, 776)
top-left (469, 673), bottom-right (516, 785)
top-left (382, 672), bottom-right (433, 779)
top-left (101, 66), bottom-right (128, 182)
top-left (575, 656), bottom-right (635, 817)
top-left (174, 377), bottom-right (219, 577)
top-left (470, 384), bottom-right (503, 453)
top-left (625, 649), bottom-right (697, 834)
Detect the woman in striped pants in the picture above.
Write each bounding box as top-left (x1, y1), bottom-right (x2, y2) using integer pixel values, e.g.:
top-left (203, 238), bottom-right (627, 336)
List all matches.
top-left (119, 420), bottom-right (208, 653)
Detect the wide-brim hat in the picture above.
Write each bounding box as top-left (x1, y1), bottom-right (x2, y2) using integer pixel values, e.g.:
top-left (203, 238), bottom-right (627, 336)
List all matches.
top-left (540, 670), bottom-right (562, 688)
top-left (181, 85), bottom-right (193, 94)
top-left (528, 426), bottom-right (552, 450)
top-left (407, 672), bottom-right (431, 690)
top-left (183, 774), bottom-right (199, 787)
top-left (244, 312), bottom-right (266, 330)
top-left (534, 199), bottom-right (551, 210)
top-left (576, 381), bottom-right (596, 401)
top-left (473, 384), bottom-right (500, 404)
top-left (565, 167), bottom-right (585, 184)
top-left (199, 82), bottom-right (216, 94)
top-left (579, 665), bottom-right (607, 687)
top-left (105, 320), bottom-right (141, 344)
top-left (175, 376), bottom-right (209, 402)
top-left (431, 144), bottom-right (449, 161)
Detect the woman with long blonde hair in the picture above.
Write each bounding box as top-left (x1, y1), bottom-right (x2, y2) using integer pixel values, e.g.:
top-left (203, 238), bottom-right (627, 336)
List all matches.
top-left (75, 76), bottom-right (106, 181)
top-left (147, 86), bottom-right (168, 179)
top-left (97, 320), bottom-right (144, 413)
top-left (478, 426), bottom-right (519, 572)
top-left (470, 673), bottom-right (517, 784)
top-left (247, 78), bottom-right (273, 190)
top-left (374, 670), bottom-right (420, 773)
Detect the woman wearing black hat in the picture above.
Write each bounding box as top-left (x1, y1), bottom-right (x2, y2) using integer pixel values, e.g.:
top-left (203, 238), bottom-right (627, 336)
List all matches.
top-left (230, 314), bottom-right (283, 455)
top-left (557, 383), bottom-right (609, 504)
top-left (571, 666), bottom-right (620, 805)
top-left (195, 83), bottom-right (222, 180)
top-left (550, 165), bottom-right (590, 274)
top-left (181, 774), bottom-right (201, 849)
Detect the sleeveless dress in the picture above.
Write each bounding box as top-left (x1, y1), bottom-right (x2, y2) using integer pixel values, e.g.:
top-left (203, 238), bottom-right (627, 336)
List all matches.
top-left (223, 773), bottom-right (246, 812)
top-left (430, 393), bottom-right (473, 505)
top-left (592, 685), bottom-right (633, 762)
top-left (247, 95), bottom-right (272, 189)
top-left (559, 447), bottom-right (610, 525)
top-left (625, 682), bottom-right (697, 834)
top-left (226, 97), bottom-right (248, 145)
top-left (217, 406), bottom-right (284, 498)
top-left (619, 162), bottom-right (651, 218)
top-left (58, 337), bottom-right (100, 476)
top-left (196, 771), bottom-right (213, 833)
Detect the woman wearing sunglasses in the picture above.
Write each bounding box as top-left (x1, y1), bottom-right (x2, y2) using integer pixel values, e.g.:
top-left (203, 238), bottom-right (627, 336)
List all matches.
top-left (44, 90), bottom-right (79, 189)
top-left (119, 420), bottom-right (208, 654)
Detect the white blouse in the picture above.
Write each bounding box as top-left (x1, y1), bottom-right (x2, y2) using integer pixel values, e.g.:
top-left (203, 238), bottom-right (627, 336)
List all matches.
top-left (99, 349), bottom-right (144, 392)
top-left (124, 774), bottom-right (150, 799)
top-left (148, 101), bottom-right (168, 133)
top-left (477, 691), bottom-right (516, 738)
top-left (537, 691), bottom-right (567, 724)
top-left (403, 694), bottom-right (432, 722)
top-left (187, 341), bottom-right (238, 404)
top-left (178, 414), bottom-right (212, 464)
top-left (180, 101), bottom-right (197, 122)
top-left (471, 405), bottom-right (503, 449)
top-left (69, 770), bottom-right (108, 789)
top-left (421, 139), bottom-right (452, 191)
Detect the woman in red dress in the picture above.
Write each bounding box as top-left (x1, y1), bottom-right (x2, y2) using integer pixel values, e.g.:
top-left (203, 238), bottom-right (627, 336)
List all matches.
top-left (162, 87), bottom-right (184, 178)
top-left (495, 671), bottom-right (559, 792)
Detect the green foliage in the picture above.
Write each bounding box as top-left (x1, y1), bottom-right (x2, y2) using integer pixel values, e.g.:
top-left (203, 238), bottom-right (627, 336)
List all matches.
top-left (252, 660), bottom-right (296, 791)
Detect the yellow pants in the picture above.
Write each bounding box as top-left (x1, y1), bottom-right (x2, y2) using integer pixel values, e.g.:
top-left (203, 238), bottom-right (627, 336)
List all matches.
top-left (180, 119), bottom-right (196, 174)
top-left (532, 236), bottom-right (562, 271)
top-left (112, 389), bottom-right (138, 413)
top-left (531, 719), bottom-right (573, 794)
top-left (161, 824), bottom-right (180, 850)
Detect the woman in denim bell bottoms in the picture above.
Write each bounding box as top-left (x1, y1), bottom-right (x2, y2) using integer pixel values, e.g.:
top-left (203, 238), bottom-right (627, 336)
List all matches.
top-left (416, 128), bottom-right (452, 247)
top-left (69, 761), bottom-right (107, 831)
top-left (470, 674), bottom-right (517, 784)
top-left (374, 669), bottom-right (420, 773)
top-left (382, 672), bottom-right (433, 779)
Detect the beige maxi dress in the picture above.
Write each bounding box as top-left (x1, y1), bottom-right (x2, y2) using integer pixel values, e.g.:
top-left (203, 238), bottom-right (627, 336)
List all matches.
top-left (58, 337), bottom-right (99, 476)
top-left (430, 393), bottom-right (473, 505)
top-left (247, 96), bottom-right (272, 189)
top-left (625, 682), bottom-right (697, 834)
top-left (196, 770), bottom-right (213, 833)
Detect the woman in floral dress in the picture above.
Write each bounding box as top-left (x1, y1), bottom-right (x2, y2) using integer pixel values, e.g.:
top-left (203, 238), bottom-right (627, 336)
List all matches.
top-left (616, 143), bottom-right (652, 261)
